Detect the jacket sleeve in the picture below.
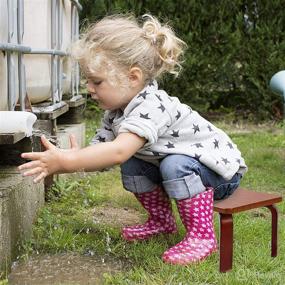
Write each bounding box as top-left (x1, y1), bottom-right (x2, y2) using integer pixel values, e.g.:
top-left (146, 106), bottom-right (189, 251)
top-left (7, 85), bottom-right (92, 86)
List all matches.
top-left (118, 95), bottom-right (172, 147)
top-left (90, 111), bottom-right (115, 145)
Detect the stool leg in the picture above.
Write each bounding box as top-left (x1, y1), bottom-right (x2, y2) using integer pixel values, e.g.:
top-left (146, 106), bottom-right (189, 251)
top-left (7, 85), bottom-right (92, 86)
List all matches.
top-left (219, 213), bottom-right (233, 272)
top-left (265, 205), bottom-right (278, 257)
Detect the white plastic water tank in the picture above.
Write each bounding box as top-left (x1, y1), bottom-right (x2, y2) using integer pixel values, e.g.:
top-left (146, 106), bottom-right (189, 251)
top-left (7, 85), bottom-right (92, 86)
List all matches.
top-left (0, 0), bottom-right (20, 111)
top-left (23, 0), bottom-right (73, 104)
top-left (0, 0), bottom-right (10, 111)
top-left (23, 0), bottom-right (52, 104)
top-left (62, 0), bottom-right (73, 96)
top-left (1, 0), bottom-right (74, 108)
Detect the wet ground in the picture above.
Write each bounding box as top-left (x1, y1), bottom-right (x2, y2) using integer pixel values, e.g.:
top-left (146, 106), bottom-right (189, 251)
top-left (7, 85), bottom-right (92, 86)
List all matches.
top-left (91, 205), bottom-right (142, 227)
top-left (8, 206), bottom-right (142, 285)
top-left (8, 253), bottom-right (126, 285)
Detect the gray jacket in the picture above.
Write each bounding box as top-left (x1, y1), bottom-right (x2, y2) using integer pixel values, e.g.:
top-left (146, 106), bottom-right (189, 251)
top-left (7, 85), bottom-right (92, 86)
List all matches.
top-left (91, 81), bottom-right (247, 180)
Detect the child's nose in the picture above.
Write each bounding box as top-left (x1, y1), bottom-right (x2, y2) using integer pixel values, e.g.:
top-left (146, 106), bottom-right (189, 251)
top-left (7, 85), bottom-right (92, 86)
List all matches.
top-left (87, 82), bottom-right (96, 93)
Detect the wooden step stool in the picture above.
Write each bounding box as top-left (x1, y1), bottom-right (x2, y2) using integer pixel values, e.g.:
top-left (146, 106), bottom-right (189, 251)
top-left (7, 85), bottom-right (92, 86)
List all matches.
top-left (214, 188), bottom-right (282, 272)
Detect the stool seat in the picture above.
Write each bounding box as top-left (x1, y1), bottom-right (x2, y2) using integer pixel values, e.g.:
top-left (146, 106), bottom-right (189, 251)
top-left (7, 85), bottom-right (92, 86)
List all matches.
top-left (214, 188), bottom-right (282, 214)
top-left (213, 188), bottom-right (282, 272)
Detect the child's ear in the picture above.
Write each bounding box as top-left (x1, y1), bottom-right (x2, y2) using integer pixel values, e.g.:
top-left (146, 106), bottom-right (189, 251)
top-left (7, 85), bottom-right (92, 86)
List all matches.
top-left (128, 67), bottom-right (143, 87)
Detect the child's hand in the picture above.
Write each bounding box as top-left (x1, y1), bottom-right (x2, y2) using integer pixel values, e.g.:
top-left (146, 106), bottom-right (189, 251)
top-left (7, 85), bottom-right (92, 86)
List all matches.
top-left (61, 134), bottom-right (80, 153)
top-left (18, 134), bottom-right (78, 183)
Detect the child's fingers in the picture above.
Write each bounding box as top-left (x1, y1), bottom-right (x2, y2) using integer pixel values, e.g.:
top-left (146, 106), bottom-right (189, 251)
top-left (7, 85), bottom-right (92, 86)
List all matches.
top-left (22, 167), bottom-right (44, 177)
top-left (41, 135), bottom-right (56, 150)
top-left (33, 172), bottom-right (47, 183)
top-left (21, 152), bottom-right (43, 161)
top-left (18, 160), bottom-right (41, 170)
top-left (69, 134), bottom-right (79, 149)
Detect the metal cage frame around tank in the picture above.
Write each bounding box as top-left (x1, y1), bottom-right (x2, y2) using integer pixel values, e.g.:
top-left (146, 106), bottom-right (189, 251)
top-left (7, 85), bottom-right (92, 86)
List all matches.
top-left (0, 0), bottom-right (82, 111)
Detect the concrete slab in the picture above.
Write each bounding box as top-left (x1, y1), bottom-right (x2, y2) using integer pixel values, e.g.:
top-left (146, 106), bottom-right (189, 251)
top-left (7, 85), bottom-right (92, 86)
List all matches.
top-left (0, 166), bottom-right (44, 278)
top-left (57, 123), bottom-right (86, 149)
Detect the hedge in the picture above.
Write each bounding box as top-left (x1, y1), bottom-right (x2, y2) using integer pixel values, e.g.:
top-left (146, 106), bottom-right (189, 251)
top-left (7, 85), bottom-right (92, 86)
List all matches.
top-left (79, 0), bottom-right (285, 121)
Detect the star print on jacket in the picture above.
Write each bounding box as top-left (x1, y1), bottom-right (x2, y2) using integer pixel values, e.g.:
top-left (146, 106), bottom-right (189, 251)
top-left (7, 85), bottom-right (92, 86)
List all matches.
top-left (193, 143), bottom-right (203, 148)
top-left (213, 139), bottom-right (219, 149)
top-left (171, 130), bottom-right (179, 137)
top-left (155, 94), bottom-right (162, 101)
top-left (97, 136), bottom-right (106, 142)
top-left (165, 141), bottom-right (175, 148)
top-left (176, 110), bottom-right (181, 120)
top-left (158, 103), bottom-right (166, 112)
top-left (207, 124), bottom-right (213, 132)
top-left (222, 158), bottom-right (230, 165)
top-left (140, 113), bottom-right (151, 119)
top-left (90, 80), bottom-right (247, 180)
top-left (138, 91), bottom-right (149, 99)
top-left (192, 124), bottom-right (200, 134)
top-left (195, 153), bottom-right (201, 161)
top-left (227, 142), bottom-right (234, 149)
top-left (90, 112), bottom-right (115, 144)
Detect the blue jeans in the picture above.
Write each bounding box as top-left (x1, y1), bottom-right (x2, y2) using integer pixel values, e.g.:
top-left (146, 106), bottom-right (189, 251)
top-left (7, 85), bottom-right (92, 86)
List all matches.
top-left (120, 155), bottom-right (242, 200)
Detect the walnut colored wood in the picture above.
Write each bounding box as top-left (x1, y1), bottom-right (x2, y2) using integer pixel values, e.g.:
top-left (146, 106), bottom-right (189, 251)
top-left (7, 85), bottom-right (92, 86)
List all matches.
top-left (213, 188), bottom-right (282, 272)
top-left (214, 188), bottom-right (282, 214)
top-left (219, 213), bottom-right (233, 272)
top-left (266, 205), bottom-right (278, 257)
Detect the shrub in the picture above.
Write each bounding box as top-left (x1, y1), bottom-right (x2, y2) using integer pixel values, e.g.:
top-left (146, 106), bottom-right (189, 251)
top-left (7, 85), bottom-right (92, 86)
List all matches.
top-left (79, 0), bottom-right (284, 121)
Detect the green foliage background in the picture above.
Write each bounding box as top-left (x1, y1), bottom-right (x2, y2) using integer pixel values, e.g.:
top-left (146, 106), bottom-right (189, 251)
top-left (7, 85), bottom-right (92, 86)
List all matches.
top-left (79, 0), bottom-right (285, 121)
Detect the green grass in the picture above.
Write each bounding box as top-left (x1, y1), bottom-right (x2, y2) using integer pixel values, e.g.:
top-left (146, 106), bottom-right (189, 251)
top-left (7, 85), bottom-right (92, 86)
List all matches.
top-left (20, 122), bottom-right (285, 285)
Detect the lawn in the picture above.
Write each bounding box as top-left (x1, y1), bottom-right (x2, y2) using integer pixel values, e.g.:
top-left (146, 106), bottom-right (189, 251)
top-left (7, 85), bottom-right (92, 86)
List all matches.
top-left (8, 121), bottom-right (285, 284)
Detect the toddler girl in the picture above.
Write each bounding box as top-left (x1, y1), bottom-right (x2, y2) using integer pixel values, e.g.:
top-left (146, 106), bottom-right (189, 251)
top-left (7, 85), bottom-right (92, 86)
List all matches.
top-left (19, 14), bottom-right (247, 265)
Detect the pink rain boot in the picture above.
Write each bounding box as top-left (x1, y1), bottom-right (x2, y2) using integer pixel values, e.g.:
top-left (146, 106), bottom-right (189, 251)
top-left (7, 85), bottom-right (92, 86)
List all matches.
top-left (122, 186), bottom-right (177, 241)
top-left (162, 188), bottom-right (217, 265)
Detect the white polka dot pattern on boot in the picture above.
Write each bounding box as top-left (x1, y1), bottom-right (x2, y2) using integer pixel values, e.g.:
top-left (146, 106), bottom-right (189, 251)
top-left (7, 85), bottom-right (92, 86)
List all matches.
top-left (122, 186), bottom-right (177, 241)
top-left (162, 188), bottom-right (218, 265)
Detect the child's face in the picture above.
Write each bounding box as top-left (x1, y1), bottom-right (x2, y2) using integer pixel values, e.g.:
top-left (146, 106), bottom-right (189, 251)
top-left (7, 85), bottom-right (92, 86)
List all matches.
top-left (87, 75), bottom-right (133, 111)
top-left (86, 68), bottom-right (144, 111)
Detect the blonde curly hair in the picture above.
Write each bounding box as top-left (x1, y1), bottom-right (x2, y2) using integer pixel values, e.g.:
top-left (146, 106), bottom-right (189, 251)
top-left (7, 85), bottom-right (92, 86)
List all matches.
top-left (71, 14), bottom-right (187, 86)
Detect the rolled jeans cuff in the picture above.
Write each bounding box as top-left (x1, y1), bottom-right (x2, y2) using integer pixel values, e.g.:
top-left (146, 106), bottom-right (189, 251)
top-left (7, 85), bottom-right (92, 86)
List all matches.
top-left (122, 174), bottom-right (157, 194)
top-left (162, 173), bottom-right (206, 200)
